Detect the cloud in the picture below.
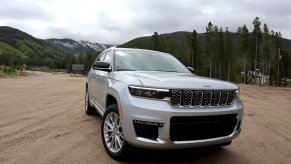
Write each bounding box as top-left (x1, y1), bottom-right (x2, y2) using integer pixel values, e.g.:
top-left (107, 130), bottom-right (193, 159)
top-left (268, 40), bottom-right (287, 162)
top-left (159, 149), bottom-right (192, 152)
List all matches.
top-left (0, 0), bottom-right (290, 44)
top-left (0, 0), bottom-right (53, 21)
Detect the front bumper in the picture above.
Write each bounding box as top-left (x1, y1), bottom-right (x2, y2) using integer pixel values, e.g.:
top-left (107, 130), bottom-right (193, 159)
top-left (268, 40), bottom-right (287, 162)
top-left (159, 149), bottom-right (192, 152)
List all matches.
top-left (120, 92), bottom-right (243, 149)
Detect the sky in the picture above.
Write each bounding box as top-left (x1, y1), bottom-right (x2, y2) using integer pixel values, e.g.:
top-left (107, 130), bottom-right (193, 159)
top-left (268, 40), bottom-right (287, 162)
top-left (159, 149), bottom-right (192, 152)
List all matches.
top-left (0, 0), bottom-right (290, 44)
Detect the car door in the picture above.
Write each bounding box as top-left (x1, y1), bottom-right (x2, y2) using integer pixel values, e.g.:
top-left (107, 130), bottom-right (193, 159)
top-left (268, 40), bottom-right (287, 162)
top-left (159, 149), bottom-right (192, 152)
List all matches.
top-left (97, 50), bottom-right (113, 111)
top-left (91, 51), bottom-right (107, 107)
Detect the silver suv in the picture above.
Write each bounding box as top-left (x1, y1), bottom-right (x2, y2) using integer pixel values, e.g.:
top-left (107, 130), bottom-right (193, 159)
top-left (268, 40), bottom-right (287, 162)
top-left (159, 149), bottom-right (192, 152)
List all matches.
top-left (85, 48), bottom-right (243, 159)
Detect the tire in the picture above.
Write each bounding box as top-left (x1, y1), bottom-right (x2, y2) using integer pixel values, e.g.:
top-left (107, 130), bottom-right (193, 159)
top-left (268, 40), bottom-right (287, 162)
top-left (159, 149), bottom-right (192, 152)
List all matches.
top-left (85, 88), bottom-right (96, 115)
top-left (101, 104), bottom-right (129, 160)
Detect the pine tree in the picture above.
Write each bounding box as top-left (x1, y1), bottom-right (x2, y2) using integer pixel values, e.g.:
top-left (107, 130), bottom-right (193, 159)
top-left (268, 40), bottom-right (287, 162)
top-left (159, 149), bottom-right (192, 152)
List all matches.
top-left (262, 23), bottom-right (270, 84)
top-left (269, 31), bottom-right (283, 85)
top-left (252, 17), bottom-right (262, 75)
top-left (237, 25), bottom-right (249, 83)
top-left (205, 22), bottom-right (214, 77)
top-left (213, 26), bottom-right (220, 79)
top-left (190, 30), bottom-right (199, 72)
top-left (218, 27), bottom-right (224, 80)
top-left (77, 54), bottom-right (84, 65)
top-left (151, 32), bottom-right (159, 51)
top-left (224, 27), bottom-right (233, 81)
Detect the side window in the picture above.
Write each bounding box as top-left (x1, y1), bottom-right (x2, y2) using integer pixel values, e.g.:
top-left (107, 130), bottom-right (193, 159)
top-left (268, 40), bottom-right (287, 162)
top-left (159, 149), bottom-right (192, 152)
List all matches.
top-left (99, 52), bottom-right (107, 61)
top-left (103, 51), bottom-right (112, 63)
top-left (96, 52), bottom-right (103, 62)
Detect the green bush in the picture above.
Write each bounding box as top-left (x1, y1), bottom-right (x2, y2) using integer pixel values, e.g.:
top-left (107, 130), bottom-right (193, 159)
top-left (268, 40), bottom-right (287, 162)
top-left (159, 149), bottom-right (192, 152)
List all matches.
top-left (3, 66), bottom-right (15, 73)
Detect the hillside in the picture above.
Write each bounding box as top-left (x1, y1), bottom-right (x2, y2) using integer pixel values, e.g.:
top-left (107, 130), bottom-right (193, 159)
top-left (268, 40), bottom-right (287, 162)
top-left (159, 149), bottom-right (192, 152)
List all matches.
top-left (122, 31), bottom-right (291, 50)
top-left (120, 31), bottom-right (291, 83)
top-left (0, 26), bottom-right (66, 68)
top-left (120, 34), bottom-right (189, 63)
top-left (46, 38), bottom-right (114, 54)
top-left (0, 26), bottom-right (114, 69)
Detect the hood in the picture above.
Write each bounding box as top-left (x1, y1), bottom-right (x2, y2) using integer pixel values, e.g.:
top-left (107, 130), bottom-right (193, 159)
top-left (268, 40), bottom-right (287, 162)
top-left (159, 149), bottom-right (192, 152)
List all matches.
top-left (114, 71), bottom-right (238, 90)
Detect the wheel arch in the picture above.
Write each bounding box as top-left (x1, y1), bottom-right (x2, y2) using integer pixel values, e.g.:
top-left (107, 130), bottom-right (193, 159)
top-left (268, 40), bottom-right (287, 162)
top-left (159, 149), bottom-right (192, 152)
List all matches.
top-left (106, 87), bottom-right (123, 115)
top-left (106, 88), bottom-right (121, 107)
top-left (106, 94), bottom-right (118, 107)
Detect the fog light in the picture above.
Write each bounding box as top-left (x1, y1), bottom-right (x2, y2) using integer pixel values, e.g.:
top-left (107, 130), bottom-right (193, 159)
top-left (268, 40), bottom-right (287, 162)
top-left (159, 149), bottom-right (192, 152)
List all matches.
top-left (133, 120), bottom-right (164, 127)
top-left (133, 120), bottom-right (163, 139)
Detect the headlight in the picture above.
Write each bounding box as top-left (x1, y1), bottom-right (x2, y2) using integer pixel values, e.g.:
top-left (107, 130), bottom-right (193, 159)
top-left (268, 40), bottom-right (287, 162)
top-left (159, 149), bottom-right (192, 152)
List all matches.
top-left (128, 86), bottom-right (169, 99)
top-left (235, 89), bottom-right (240, 99)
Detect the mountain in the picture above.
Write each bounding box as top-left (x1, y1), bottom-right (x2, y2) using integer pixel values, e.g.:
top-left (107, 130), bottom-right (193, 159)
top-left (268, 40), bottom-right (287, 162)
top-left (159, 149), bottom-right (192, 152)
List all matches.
top-left (0, 26), bottom-right (66, 68)
top-left (46, 38), bottom-right (115, 54)
top-left (0, 26), bottom-right (114, 69)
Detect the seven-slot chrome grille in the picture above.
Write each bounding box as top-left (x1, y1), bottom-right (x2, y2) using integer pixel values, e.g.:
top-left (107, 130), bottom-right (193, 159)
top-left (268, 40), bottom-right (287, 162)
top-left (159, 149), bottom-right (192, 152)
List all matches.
top-left (171, 90), bottom-right (236, 107)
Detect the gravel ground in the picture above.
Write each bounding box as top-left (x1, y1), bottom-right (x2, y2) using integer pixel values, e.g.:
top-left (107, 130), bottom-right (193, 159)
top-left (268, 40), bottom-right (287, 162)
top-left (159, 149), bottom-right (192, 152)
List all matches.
top-left (0, 71), bottom-right (290, 164)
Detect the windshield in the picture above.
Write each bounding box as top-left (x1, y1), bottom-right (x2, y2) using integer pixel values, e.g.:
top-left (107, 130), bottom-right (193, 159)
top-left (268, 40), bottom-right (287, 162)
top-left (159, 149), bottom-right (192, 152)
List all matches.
top-left (114, 50), bottom-right (190, 73)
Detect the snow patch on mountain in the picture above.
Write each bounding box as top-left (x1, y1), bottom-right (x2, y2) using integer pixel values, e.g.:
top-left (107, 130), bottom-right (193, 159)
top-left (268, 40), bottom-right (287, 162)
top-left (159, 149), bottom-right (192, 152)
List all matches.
top-left (48, 38), bottom-right (115, 52)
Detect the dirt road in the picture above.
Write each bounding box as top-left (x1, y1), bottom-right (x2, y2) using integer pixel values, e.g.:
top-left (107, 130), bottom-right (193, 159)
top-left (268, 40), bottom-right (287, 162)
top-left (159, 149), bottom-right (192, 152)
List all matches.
top-left (0, 71), bottom-right (291, 163)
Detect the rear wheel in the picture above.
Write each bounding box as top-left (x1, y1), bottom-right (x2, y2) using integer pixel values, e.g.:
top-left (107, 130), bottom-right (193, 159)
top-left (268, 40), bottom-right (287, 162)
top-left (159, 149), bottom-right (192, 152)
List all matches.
top-left (85, 88), bottom-right (96, 115)
top-left (101, 104), bottom-right (129, 160)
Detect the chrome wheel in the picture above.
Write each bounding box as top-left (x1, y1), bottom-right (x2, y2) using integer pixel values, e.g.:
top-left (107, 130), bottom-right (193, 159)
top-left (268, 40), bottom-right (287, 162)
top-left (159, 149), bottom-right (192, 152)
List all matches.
top-left (103, 112), bottom-right (124, 153)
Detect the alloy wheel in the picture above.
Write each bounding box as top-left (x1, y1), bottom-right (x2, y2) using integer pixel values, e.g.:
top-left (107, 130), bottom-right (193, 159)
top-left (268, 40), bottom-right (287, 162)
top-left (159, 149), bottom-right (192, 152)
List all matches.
top-left (103, 112), bottom-right (124, 153)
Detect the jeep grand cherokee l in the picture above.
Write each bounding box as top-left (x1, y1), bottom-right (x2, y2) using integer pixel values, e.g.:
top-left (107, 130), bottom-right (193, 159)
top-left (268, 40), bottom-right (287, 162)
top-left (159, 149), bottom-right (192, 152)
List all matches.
top-left (85, 48), bottom-right (243, 159)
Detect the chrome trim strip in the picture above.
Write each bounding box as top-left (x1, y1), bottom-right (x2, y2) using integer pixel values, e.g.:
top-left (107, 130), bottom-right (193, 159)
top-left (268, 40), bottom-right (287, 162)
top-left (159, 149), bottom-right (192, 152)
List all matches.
top-left (193, 91), bottom-right (203, 106)
top-left (173, 131), bottom-right (236, 144)
top-left (89, 99), bottom-right (104, 116)
top-left (226, 91), bottom-right (229, 105)
top-left (190, 91), bottom-right (193, 106)
top-left (209, 91), bottom-right (213, 106)
top-left (231, 91), bottom-right (236, 104)
top-left (183, 90), bottom-right (193, 107)
top-left (200, 91), bottom-right (203, 106)
top-left (211, 91), bottom-right (221, 106)
top-left (203, 91), bottom-right (212, 106)
top-left (220, 91), bottom-right (228, 105)
top-left (171, 90), bottom-right (182, 106)
top-left (218, 91), bottom-right (222, 105)
top-left (179, 91), bottom-right (182, 106)
top-left (129, 85), bottom-right (169, 92)
top-left (135, 130), bottom-right (240, 145)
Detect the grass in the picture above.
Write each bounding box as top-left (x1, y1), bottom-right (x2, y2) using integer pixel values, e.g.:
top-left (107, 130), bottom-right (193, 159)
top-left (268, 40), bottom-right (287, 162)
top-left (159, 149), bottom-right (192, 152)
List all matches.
top-left (0, 70), bottom-right (17, 77)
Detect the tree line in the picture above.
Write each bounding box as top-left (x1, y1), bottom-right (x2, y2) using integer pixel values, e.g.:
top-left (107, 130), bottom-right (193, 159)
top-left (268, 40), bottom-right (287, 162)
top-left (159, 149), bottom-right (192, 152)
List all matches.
top-left (149, 17), bottom-right (291, 86)
top-left (62, 52), bottom-right (97, 74)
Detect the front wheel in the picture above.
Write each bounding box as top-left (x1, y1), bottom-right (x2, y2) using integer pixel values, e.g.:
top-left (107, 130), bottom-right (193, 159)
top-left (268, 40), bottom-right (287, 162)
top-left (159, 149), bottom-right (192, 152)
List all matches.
top-left (101, 104), bottom-right (129, 160)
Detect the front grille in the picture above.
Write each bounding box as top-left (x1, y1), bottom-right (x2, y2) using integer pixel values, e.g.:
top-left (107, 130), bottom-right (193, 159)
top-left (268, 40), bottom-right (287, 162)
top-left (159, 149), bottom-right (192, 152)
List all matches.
top-left (171, 90), bottom-right (236, 107)
top-left (170, 114), bottom-right (238, 141)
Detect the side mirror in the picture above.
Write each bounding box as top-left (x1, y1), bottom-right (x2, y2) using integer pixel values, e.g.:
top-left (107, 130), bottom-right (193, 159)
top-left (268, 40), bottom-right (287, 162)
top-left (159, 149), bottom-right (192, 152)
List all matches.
top-left (187, 67), bottom-right (194, 74)
top-left (93, 61), bottom-right (111, 72)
